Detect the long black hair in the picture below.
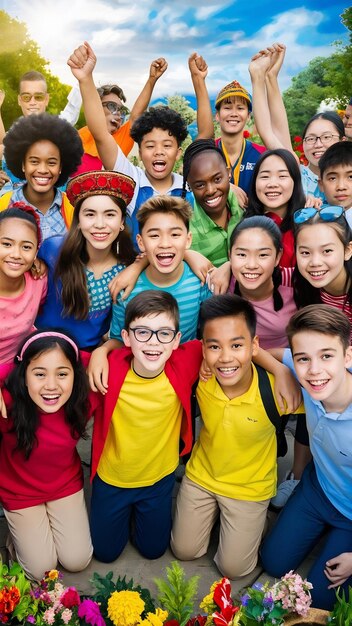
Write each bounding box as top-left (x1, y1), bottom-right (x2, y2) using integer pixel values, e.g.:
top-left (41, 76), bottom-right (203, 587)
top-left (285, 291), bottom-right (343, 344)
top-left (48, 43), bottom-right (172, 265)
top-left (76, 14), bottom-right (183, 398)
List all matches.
top-left (246, 148), bottom-right (306, 233)
top-left (293, 214), bottom-right (352, 309)
top-left (6, 330), bottom-right (89, 459)
top-left (230, 215), bottom-right (284, 311)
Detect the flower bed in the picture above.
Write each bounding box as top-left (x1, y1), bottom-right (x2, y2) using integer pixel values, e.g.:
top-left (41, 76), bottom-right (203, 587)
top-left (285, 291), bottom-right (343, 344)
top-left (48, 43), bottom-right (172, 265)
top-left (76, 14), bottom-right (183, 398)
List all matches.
top-left (0, 559), bottom-right (345, 626)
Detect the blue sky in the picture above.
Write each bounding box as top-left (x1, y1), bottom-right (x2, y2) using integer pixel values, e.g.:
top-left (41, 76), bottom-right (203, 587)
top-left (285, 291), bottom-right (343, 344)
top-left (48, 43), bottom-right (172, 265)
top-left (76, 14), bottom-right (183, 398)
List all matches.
top-left (1, 1), bottom-right (349, 107)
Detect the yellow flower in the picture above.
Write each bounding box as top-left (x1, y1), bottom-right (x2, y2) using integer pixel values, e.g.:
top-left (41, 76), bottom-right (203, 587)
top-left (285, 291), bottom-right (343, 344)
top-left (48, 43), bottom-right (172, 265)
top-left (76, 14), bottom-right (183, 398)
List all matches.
top-left (200, 580), bottom-right (222, 615)
top-left (107, 590), bottom-right (145, 626)
top-left (138, 608), bottom-right (168, 626)
top-left (47, 570), bottom-right (59, 581)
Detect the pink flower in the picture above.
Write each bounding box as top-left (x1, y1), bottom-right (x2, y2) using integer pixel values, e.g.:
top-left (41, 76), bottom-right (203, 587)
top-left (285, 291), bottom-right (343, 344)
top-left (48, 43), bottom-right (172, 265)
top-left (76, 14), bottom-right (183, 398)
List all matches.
top-left (78, 599), bottom-right (106, 626)
top-left (60, 587), bottom-right (81, 608)
top-left (61, 608), bottom-right (73, 624)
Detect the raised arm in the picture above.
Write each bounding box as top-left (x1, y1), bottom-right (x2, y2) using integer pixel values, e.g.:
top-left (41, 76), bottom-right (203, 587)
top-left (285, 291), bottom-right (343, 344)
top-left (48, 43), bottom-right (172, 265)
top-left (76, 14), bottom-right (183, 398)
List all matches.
top-left (0, 89), bottom-right (5, 160)
top-left (249, 48), bottom-right (282, 150)
top-left (129, 58), bottom-right (168, 125)
top-left (67, 41), bottom-right (118, 170)
top-left (265, 43), bottom-right (292, 150)
top-left (188, 52), bottom-right (214, 139)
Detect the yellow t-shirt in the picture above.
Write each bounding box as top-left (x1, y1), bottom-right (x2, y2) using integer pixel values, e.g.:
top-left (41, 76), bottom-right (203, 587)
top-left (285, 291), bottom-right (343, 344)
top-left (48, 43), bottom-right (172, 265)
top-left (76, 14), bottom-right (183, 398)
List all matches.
top-left (97, 368), bottom-right (183, 488)
top-left (186, 365), bottom-right (303, 501)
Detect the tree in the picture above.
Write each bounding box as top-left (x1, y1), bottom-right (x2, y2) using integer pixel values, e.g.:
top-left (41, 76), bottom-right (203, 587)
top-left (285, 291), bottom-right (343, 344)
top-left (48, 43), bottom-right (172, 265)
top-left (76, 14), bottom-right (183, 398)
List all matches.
top-left (0, 10), bottom-right (72, 130)
top-left (283, 7), bottom-right (352, 137)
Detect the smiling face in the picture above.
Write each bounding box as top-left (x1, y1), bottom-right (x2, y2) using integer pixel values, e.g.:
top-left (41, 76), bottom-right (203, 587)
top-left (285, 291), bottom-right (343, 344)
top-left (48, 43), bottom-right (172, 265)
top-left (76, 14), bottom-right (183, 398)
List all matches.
top-left (78, 195), bottom-right (124, 256)
top-left (216, 97), bottom-right (250, 136)
top-left (303, 118), bottom-right (341, 171)
top-left (343, 104), bottom-right (352, 140)
top-left (187, 151), bottom-right (230, 224)
top-left (139, 128), bottom-right (182, 188)
top-left (101, 92), bottom-right (125, 135)
top-left (18, 79), bottom-right (49, 116)
top-left (23, 140), bottom-right (61, 195)
top-left (319, 163), bottom-right (352, 210)
top-left (230, 228), bottom-right (282, 300)
top-left (296, 222), bottom-right (352, 295)
top-left (0, 218), bottom-right (37, 282)
top-left (137, 211), bottom-right (192, 285)
top-left (121, 312), bottom-right (181, 377)
top-left (291, 331), bottom-right (352, 411)
top-left (25, 346), bottom-right (74, 413)
top-left (202, 314), bottom-right (259, 399)
top-left (255, 154), bottom-right (294, 218)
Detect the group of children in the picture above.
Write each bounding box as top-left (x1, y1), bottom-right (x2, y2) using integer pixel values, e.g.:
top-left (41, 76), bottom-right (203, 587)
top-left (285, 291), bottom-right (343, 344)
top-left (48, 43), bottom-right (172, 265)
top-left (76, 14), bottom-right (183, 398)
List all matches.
top-left (0, 39), bottom-right (351, 612)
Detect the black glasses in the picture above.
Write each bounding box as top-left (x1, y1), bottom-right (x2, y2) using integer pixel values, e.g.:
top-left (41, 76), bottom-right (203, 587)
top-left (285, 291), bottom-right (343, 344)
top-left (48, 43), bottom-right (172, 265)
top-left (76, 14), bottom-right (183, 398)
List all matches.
top-left (303, 133), bottom-right (340, 146)
top-left (129, 327), bottom-right (178, 343)
top-left (293, 205), bottom-right (345, 224)
top-left (20, 92), bottom-right (47, 102)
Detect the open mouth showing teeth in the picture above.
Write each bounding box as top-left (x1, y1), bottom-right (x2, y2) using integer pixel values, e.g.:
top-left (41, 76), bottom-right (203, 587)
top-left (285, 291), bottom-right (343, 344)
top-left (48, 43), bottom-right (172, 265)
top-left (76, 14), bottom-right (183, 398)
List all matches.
top-left (308, 271), bottom-right (327, 277)
top-left (206, 196), bottom-right (222, 206)
top-left (92, 233), bottom-right (110, 238)
top-left (153, 161), bottom-right (166, 171)
top-left (243, 273), bottom-right (260, 279)
top-left (308, 380), bottom-right (329, 387)
top-left (42, 395), bottom-right (60, 401)
top-left (156, 253), bottom-right (175, 265)
top-left (34, 177), bottom-right (51, 184)
top-left (218, 367), bottom-right (238, 373)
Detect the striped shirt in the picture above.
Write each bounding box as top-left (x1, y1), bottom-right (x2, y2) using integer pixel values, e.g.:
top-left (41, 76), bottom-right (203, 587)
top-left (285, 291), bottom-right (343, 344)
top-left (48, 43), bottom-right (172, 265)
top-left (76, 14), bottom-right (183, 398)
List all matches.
top-left (110, 262), bottom-right (212, 343)
top-left (320, 289), bottom-right (352, 343)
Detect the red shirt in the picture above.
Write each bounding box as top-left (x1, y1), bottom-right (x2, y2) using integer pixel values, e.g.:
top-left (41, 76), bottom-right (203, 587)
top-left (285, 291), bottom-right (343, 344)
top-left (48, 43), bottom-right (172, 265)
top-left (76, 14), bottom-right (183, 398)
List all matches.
top-left (265, 212), bottom-right (295, 268)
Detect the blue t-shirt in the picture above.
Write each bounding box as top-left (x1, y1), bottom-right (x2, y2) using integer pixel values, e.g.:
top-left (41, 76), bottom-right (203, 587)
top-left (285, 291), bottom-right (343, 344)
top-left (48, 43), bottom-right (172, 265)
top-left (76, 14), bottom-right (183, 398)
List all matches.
top-left (283, 348), bottom-right (352, 520)
top-left (110, 262), bottom-right (212, 343)
top-left (215, 138), bottom-right (265, 194)
top-left (36, 236), bottom-right (124, 349)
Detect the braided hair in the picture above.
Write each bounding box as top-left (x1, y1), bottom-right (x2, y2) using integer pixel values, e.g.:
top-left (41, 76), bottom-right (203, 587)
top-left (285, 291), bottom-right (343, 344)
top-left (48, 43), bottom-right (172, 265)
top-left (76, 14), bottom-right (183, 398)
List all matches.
top-left (182, 138), bottom-right (227, 198)
top-left (230, 215), bottom-right (284, 311)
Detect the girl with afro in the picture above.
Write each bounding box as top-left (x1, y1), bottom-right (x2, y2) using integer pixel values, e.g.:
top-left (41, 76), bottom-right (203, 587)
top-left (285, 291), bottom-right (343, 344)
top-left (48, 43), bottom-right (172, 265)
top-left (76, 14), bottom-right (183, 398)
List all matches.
top-left (0, 113), bottom-right (83, 239)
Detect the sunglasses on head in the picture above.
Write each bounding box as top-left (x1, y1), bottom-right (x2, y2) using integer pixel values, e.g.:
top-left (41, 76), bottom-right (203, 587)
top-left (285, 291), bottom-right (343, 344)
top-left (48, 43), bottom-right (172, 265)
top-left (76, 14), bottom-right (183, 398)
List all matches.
top-left (293, 205), bottom-right (345, 225)
top-left (102, 101), bottom-right (126, 118)
top-left (20, 92), bottom-right (47, 102)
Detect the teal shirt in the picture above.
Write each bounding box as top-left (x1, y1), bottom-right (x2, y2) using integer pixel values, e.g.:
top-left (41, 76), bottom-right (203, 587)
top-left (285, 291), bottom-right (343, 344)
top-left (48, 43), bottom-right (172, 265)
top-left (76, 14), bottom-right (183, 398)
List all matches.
top-left (189, 190), bottom-right (243, 267)
top-left (110, 262), bottom-right (212, 343)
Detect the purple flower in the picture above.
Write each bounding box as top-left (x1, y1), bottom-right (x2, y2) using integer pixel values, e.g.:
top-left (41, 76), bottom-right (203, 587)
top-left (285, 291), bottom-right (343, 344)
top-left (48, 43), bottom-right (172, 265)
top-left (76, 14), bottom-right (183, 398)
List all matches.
top-left (263, 595), bottom-right (274, 611)
top-left (252, 582), bottom-right (263, 591)
top-left (240, 594), bottom-right (250, 606)
top-left (27, 617), bottom-right (36, 624)
top-left (78, 599), bottom-right (106, 626)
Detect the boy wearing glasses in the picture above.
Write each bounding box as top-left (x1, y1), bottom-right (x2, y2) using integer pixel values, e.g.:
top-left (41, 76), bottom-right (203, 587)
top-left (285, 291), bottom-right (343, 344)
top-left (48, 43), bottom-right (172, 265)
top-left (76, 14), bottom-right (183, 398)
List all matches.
top-left (76, 58), bottom-right (168, 176)
top-left (68, 42), bottom-right (193, 248)
top-left (89, 289), bottom-right (203, 562)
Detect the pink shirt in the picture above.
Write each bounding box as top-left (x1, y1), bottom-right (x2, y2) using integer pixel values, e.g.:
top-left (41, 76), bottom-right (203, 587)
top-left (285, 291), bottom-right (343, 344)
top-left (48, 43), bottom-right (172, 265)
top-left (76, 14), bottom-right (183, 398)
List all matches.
top-left (0, 272), bottom-right (48, 365)
top-left (229, 267), bottom-right (296, 349)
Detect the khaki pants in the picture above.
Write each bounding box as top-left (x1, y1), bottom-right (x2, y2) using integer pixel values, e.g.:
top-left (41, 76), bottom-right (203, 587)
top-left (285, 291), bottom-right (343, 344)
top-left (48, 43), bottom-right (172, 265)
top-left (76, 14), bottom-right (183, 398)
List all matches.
top-left (171, 476), bottom-right (269, 579)
top-left (5, 489), bottom-right (93, 581)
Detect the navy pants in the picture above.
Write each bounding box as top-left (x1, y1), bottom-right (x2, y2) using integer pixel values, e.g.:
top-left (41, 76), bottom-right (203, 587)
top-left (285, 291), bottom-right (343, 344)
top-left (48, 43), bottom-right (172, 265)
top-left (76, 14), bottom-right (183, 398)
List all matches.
top-left (261, 462), bottom-right (352, 610)
top-left (90, 472), bottom-right (175, 562)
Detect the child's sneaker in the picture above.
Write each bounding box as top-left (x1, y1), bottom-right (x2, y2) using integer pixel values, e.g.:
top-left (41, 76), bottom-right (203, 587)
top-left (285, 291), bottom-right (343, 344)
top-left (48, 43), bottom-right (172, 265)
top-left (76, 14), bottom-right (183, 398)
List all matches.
top-left (270, 472), bottom-right (299, 509)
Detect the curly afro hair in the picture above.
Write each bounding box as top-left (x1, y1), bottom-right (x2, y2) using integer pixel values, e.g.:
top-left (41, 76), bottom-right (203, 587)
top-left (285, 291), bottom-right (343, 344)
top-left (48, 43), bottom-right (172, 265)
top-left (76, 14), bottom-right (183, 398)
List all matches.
top-left (4, 113), bottom-right (83, 187)
top-left (130, 106), bottom-right (188, 147)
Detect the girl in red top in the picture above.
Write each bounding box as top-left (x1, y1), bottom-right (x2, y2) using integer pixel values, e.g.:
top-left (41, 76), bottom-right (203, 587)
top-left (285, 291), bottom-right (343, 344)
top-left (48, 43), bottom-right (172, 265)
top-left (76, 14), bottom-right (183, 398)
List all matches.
top-left (245, 148), bottom-right (306, 267)
top-left (0, 330), bottom-right (92, 580)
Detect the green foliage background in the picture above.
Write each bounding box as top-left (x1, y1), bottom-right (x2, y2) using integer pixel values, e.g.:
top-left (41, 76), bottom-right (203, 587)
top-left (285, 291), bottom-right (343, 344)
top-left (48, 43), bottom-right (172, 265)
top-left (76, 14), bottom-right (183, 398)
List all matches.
top-left (0, 7), bottom-right (351, 140)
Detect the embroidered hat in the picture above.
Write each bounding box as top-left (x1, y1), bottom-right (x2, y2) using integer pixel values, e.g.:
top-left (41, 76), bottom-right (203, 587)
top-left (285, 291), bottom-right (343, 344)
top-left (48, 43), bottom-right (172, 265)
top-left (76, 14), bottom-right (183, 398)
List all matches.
top-left (215, 80), bottom-right (252, 111)
top-left (66, 170), bottom-right (136, 207)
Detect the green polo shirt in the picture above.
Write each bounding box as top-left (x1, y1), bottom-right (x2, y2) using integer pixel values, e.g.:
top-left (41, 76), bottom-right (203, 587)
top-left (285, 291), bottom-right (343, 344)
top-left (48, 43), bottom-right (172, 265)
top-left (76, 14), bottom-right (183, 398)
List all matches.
top-left (189, 190), bottom-right (243, 267)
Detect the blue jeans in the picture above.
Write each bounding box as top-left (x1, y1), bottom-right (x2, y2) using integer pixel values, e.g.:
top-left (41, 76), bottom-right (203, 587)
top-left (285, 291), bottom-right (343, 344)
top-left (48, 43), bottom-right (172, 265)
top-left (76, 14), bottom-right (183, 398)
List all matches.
top-left (90, 472), bottom-right (175, 562)
top-left (261, 462), bottom-right (352, 610)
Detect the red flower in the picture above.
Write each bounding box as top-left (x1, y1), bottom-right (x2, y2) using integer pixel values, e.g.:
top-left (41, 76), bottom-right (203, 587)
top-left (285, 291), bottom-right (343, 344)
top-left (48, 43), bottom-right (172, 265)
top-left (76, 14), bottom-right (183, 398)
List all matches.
top-left (212, 606), bottom-right (240, 626)
top-left (243, 130), bottom-right (251, 138)
top-left (293, 135), bottom-right (302, 143)
top-left (164, 620), bottom-right (180, 626)
top-left (60, 587), bottom-right (81, 608)
top-left (185, 616), bottom-right (207, 626)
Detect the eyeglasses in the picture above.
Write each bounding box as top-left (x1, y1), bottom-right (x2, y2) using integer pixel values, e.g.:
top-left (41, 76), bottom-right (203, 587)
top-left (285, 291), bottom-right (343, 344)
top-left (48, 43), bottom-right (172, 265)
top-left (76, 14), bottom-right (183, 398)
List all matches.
top-left (293, 205), bottom-right (345, 224)
top-left (19, 92), bottom-right (47, 103)
top-left (129, 327), bottom-right (178, 343)
top-left (102, 101), bottom-right (126, 118)
top-left (303, 133), bottom-right (340, 146)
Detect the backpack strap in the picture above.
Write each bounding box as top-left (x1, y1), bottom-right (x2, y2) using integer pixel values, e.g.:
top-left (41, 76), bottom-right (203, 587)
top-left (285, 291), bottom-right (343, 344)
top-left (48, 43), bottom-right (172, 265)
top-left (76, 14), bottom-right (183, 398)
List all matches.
top-left (254, 363), bottom-right (288, 457)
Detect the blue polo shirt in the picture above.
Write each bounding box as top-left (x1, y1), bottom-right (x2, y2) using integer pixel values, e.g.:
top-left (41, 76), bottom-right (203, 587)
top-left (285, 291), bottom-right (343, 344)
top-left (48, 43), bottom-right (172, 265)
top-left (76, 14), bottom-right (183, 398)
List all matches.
top-left (283, 349), bottom-right (352, 520)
